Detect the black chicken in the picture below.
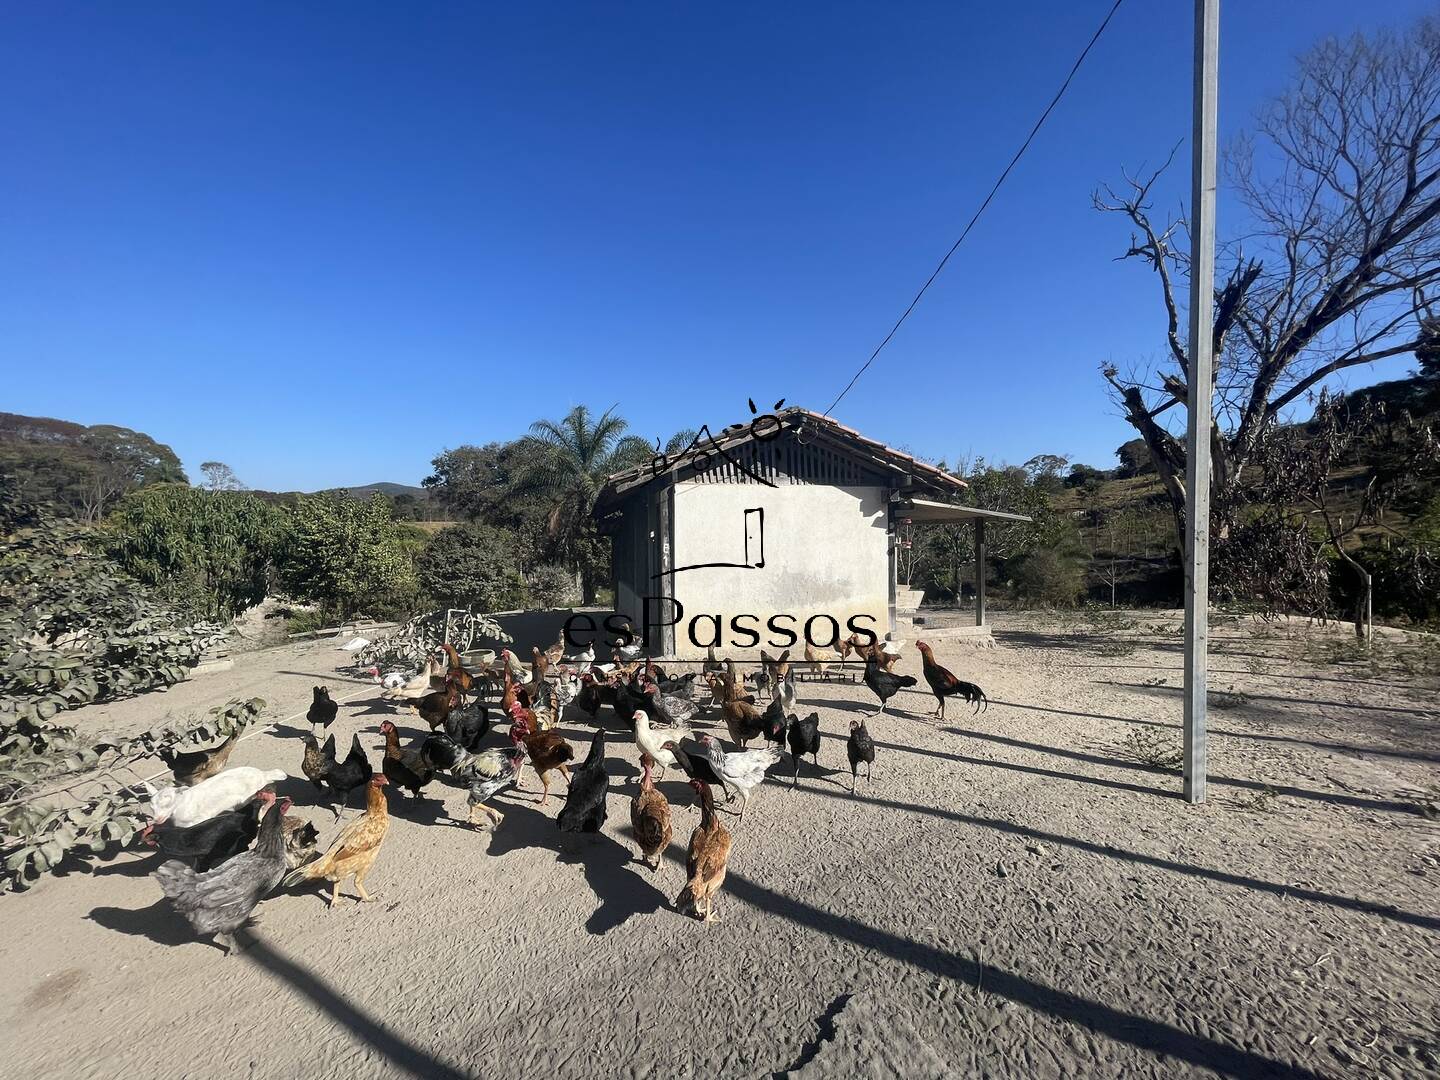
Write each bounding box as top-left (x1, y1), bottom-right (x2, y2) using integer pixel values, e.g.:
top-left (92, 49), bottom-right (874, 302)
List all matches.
top-left (142, 795), bottom-right (270, 872)
top-left (307, 686), bottom-right (338, 733)
top-left (557, 729), bottom-right (609, 833)
top-left (846, 719), bottom-right (876, 795)
top-left (613, 672), bottom-right (652, 726)
top-left (420, 731), bottom-right (473, 774)
top-left (786, 711), bottom-right (821, 787)
top-left (863, 655), bottom-right (917, 717)
top-left (759, 696), bottom-right (788, 755)
top-left (665, 740), bottom-right (726, 790)
top-left (325, 733), bottom-right (374, 816)
top-left (443, 699), bottom-right (490, 752)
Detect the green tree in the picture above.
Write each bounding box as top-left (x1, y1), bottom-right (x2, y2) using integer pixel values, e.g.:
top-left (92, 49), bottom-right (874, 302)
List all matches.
top-left (282, 493), bottom-right (419, 619)
top-left (511, 405), bottom-right (653, 603)
top-left (107, 485), bottom-right (289, 620)
top-left (417, 523), bottom-right (527, 611)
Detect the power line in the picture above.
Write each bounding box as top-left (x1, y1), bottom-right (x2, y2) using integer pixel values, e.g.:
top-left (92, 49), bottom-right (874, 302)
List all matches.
top-left (822, 0), bottom-right (1126, 417)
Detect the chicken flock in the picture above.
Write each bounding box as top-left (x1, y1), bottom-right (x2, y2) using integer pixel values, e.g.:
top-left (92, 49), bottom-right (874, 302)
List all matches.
top-left (141, 632), bottom-right (986, 950)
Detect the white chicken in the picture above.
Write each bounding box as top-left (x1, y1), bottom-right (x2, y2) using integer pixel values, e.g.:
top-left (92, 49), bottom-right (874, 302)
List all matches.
top-left (563, 643), bottom-right (595, 666)
top-left (144, 767), bottom-right (287, 829)
top-left (701, 735), bottom-right (780, 820)
top-left (632, 709), bottom-right (691, 780)
top-left (380, 654), bottom-right (446, 700)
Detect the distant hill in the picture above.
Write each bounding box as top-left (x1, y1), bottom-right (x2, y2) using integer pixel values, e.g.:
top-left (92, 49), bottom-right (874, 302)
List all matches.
top-left (342, 482), bottom-right (430, 501)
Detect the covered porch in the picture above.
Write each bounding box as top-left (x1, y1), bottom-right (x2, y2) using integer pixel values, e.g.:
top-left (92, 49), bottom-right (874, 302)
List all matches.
top-left (891, 496), bottom-right (1033, 633)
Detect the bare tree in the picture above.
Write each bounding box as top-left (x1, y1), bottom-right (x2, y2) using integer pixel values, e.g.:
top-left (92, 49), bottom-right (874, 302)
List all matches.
top-left (1097, 18), bottom-right (1440, 553)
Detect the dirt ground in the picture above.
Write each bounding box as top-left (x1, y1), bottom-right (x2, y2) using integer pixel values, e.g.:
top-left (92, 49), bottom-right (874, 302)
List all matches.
top-left (2, 611), bottom-right (1437, 1080)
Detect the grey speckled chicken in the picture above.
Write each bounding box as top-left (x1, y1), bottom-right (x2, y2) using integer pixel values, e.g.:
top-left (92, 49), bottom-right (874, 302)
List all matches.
top-left (153, 797), bottom-right (293, 954)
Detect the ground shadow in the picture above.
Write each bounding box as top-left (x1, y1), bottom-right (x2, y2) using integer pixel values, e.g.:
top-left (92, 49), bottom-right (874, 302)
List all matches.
top-left (1110, 679), bottom-right (1437, 718)
top-left (87, 898), bottom-right (197, 947)
top-left (242, 937), bottom-right (471, 1079)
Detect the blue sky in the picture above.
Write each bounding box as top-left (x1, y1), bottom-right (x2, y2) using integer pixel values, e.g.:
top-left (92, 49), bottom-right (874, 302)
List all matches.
top-left (2, 2), bottom-right (1433, 491)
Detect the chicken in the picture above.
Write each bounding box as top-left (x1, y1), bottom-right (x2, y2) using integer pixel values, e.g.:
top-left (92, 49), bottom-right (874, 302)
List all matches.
top-left (574, 673), bottom-right (615, 719)
top-left (717, 662), bottom-right (765, 747)
top-left (773, 674), bottom-right (797, 716)
top-left (498, 647), bottom-right (529, 681)
top-left (420, 730), bottom-right (476, 774)
top-left (915, 641), bottom-right (988, 719)
top-left (144, 767), bottom-right (287, 829)
top-left (508, 705), bottom-right (574, 804)
top-left (616, 642), bottom-right (644, 663)
top-left (847, 719), bottom-right (876, 794)
top-left (563, 642), bottom-right (595, 666)
top-left (282, 815), bottom-right (320, 869)
top-left (557, 729), bottom-right (609, 833)
top-left (544, 631), bottom-right (566, 667)
top-left (302, 732), bottom-right (332, 794)
top-left (863, 654), bottom-right (917, 717)
top-left (464, 746), bottom-right (526, 828)
top-left (644, 681), bottom-right (698, 727)
top-left (285, 776), bottom-right (391, 906)
top-left (444, 697), bottom-right (490, 752)
top-left (804, 640), bottom-right (840, 677)
top-left (441, 643), bottom-right (475, 695)
top-left (411, 679), bottom-right (462, 730)
top-left (786, 711), bottom-right (821, 787)
top-left (702, 644), bottom-right (725, 679)
top-left (158, 727), bottom-right (245, 787)
top-left (662, 739), bottom-right (726, 792)
top-left (757, 695), bottom-right (788, 755)
top-left (630, 753), bottom-right (672, 869)
top-left (381, 654), bottom-right (446, 700)
top-left (699, 735), bottom-right (780, 820)
top-left (307, 686), bottom-right (338, 733)
top-left (759, 649), bottom-right (791, 695)
top-left (153, 796), bottom-right (293, 953)
top-left (379, 719), bottom-right (435, 799)
top-left (142, 792), bottom-right (274, 872)
top-left (325, 733), bottom-right (374, 815)
top-left (675, 781), bottom-right (732, 922)
top-left (632, 708), bottom-right (691, 779)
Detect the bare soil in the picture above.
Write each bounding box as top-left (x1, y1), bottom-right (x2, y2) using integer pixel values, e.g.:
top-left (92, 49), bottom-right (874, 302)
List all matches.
top-left (2, 612), bottom-right (1437, 1080)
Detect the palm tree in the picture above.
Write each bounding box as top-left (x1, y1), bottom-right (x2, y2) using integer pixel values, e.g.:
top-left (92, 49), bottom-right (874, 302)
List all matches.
top-left (514, 405), bottom-right (658, 603)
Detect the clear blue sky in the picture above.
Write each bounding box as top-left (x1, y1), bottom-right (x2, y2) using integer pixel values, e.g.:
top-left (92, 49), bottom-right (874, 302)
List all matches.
top-left (2, 2), bottom-right (1432, 491)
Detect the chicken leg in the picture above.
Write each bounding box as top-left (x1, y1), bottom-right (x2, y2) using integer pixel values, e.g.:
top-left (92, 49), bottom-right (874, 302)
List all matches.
top-left (354, 874), bottom-right (377, 903)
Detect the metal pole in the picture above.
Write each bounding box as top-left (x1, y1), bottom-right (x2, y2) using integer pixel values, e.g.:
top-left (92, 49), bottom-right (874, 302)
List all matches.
top-left (974, 519), bottom-right (987, 628)
top-left (1183, 0), bottom-right (1219, 804)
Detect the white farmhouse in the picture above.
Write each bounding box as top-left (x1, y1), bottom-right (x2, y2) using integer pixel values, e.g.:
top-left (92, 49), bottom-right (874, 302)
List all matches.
top-left (594, 408), bottom-right (1028, 659)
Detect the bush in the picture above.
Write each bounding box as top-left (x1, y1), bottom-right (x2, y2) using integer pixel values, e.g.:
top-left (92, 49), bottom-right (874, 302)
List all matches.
top-left (282, 493), bottom-right (419, 620)
top-left (416, 523), bottom-right (526, 612)
top-left (1008, 532), bottom-right (1088, 606)
top-left (106, 485), bottom-right (289, 620)
top-left (526, 564), bottom-right (581, 608)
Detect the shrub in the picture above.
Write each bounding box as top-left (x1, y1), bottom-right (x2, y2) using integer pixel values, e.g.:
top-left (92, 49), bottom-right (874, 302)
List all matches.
top-left (526, 563), bottom-right (581, 608)
top-left (416, 523), bottom-right (526, 612)
top-left (106, 484), bottom-right (290, 620)
top-left (281, 493), bottom-right (420, 620)
top-left (1009, 533), bottom-right (1088, 606)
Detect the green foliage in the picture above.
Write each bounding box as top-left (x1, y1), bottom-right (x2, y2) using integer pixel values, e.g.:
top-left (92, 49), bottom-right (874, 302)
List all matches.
top-left (1008, 527), bottom-right (1089, 607)
top-left (417, 523), bottom-right (527, 612)
top-left (0, 412), bottom-right (187, 521)
top-left (0, 486), bottom-right (225, 741)
top-left (281, 492), bottom-right (419, 620)
top-left (526, 563), bottom-right (581, 608)
top-left (106, 484), bottom-right (290, 620)
top-left (1113, 438), bottom-right (1154, 478)
top-left (2, 697), bottom-right (265, 890)
top-left (284, 609), bottom-right (327, 635)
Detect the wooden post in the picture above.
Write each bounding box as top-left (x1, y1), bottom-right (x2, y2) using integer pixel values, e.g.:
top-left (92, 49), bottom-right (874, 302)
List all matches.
top-left (974, 518), bottom-right (987, 628)
top-left (1183, 0), bottom-right (1219, 804)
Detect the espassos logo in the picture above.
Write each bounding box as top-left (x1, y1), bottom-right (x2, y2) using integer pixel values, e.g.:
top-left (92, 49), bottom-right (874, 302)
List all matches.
top-left (563, 397), bottom-right (881, 654)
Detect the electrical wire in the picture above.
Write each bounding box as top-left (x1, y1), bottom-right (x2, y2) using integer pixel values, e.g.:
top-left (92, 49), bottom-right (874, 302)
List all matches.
top-left (821, 0), bottom-right (1126, 417)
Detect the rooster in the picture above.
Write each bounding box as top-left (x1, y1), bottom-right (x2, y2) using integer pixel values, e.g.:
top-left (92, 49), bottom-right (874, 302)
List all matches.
top-left (464, 746), bottom-right (526, 828)
top-left (915, 641), bottom-right (988, 719)
top-left (508, 704), bottom-right (574, 804)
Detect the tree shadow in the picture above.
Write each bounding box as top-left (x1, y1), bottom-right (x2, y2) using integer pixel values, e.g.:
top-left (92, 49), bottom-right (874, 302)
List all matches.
top-left (1111, 679), bottom-right (1436, 718)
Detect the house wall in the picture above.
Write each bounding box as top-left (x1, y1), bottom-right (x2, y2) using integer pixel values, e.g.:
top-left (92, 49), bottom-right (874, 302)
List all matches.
top-left (664, 481), bottom-right (890, 659)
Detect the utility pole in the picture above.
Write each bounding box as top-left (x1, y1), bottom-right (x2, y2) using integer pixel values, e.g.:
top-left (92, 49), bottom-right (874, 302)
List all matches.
top-left (1183, 0), bottom-right (1219, 804)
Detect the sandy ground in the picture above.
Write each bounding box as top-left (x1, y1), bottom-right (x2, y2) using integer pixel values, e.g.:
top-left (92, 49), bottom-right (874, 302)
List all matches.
top-left (1, 612), bottom-right (1437, 1080)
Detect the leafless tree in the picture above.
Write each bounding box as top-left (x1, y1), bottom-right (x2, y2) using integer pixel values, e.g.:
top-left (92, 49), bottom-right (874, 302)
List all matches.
top-left (1097, 18), bottom-right (1440, 553)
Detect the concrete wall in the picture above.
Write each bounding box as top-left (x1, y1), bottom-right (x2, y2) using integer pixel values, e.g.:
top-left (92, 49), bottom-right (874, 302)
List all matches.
top-left (664, 482), bottom-right (890, 659)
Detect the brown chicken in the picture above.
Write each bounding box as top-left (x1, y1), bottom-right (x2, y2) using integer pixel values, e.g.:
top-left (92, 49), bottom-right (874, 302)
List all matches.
top-left (379, 719), bottom-right (435, 798)
top-left (675, 781), bottom-right (732, 922)
top-left (284, 775), bottom-right (391, 905)
top-left (717, 662), bottom-right (765, 748)
top-left (507, 703), bottom-right (574, 804)
top-left (630, 753), bottom-right (672, 870)
top-left (441, 643), bottom-right (474, 695)
top-left (159, 728), bottom-right (244, 787)
top-left (412, 678), bottom-right (462, 730)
